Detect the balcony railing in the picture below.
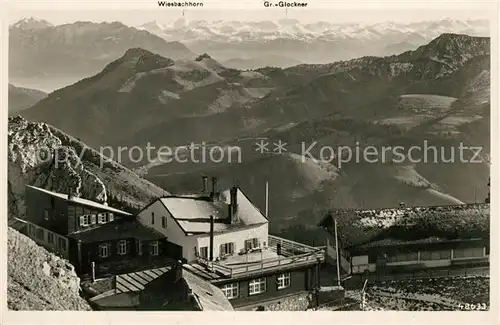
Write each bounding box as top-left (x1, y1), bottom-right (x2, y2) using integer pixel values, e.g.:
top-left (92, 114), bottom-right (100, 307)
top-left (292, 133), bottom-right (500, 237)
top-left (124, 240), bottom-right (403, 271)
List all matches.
top-left (196, 235), bottom-right (325, 278)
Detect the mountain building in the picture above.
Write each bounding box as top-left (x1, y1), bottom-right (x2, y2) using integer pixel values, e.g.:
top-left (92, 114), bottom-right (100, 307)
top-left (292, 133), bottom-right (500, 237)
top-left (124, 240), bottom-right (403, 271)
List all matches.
top-left (23, 185), bottom-right (176, 277)
top-left (318, 203), bottom-right (490, 278)
top-left (136, 176), bottom-right (328, 309)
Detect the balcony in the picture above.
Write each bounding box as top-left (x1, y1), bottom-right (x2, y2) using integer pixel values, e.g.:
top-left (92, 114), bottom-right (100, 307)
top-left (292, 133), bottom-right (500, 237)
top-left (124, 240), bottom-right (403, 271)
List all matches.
top-left (191, 235), bottom-right (325, 280)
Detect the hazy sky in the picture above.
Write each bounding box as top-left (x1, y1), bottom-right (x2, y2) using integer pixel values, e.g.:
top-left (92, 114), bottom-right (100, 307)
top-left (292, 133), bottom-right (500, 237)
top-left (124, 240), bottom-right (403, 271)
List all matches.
top-left (6, 1), bottom-right (494, 27)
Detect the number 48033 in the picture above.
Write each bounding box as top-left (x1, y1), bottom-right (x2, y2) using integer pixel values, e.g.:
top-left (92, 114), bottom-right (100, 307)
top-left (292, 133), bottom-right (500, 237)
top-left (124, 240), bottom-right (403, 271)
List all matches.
top-left (458, 303), bottom-right (488, 310)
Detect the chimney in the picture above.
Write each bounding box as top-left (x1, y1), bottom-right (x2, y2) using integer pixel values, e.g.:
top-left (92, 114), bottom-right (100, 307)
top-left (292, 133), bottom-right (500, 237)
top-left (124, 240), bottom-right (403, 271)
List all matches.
top-left (209, 215), bottom-right (214, 261)
top-left (68, 188), bottom-right (74, 201)
top-left (202, 176), bottom-right (208, 194)
top-left (174, 260), bottom-right (183, 283)
top-left (211, 177), bottom-right (218, 200)
top-left (230, 186), bottom-right (238, 223)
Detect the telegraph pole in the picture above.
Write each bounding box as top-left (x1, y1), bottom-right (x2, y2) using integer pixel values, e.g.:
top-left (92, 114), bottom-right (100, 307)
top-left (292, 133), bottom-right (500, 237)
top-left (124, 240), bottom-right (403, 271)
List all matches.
top-left (334, 219), bottom-right (341, 287)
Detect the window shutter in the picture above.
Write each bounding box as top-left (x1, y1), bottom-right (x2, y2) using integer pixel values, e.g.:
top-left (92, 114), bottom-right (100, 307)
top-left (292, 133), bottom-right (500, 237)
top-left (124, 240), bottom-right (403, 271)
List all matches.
top-left (79, 216), bottom-right (85, 226)
top-left (90, 214), bottom-right (97, 224)
top-left (220, 244), bottom-right (224, 256)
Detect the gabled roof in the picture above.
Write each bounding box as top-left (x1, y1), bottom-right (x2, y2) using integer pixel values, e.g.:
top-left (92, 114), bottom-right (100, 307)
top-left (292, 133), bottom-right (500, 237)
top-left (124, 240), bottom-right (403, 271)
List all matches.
top-left (139, 265), bottom-right (233, 311)
top-left (157, 187), bottom-right (268, 235)
top-left (319, 203), bottom-right (490, 249)
top-left (25, 185), bottom-right (132, 216)
top-left (182, 269), bottom-right (233, 311)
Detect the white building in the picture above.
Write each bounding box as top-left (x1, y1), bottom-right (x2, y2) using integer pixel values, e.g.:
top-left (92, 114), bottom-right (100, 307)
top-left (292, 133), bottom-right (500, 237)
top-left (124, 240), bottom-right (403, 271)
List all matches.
top-left (137, 178), bottom-right (269, 262)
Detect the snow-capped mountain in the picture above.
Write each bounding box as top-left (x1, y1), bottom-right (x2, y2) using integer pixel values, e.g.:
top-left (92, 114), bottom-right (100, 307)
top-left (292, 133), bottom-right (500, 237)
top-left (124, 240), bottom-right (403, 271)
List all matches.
top-left (137, 18), bottom-right (489, 43)
top-left (137, 18), bottom-right (489, 66)
top-left (10, 17), bottom-right (53, 30)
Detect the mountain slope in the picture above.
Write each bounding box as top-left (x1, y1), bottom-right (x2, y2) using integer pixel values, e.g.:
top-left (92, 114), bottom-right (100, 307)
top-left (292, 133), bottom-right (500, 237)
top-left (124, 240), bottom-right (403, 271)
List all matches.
top-left (9, 19), bottom-right (195, 91)
top-left (142, 33), bottom-right (490, 237)
top-left (15, 34), bottom-right (490, 242)
top-left (8, 84), bottom-right (48, 115)
top-left (21, 50), bottom-right (274, 149)
top-left (8, 228), bottom-right (91, 310)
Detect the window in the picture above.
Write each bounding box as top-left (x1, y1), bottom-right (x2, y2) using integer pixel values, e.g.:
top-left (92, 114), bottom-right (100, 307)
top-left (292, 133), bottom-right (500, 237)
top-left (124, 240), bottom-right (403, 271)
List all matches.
top-left (420, 250), bottom-right (451, 261)
top-left (44, 209), bottom-right (49, 221)
top-left (98, 213), bottom-right (106, 224)
top-left (50, 197), bottom-right (55, 208)
top-left (99, 243), bottom-right (109, 258)
top-left (200, 246), bottom-right (208, 259)
top-left (58, 237), bottom-right (67, 252)
top-left (277, 273), bottom-right (291, 289)
top-left (36, 228), bottom-right (44, 240)
top-left (221, 283), bottom-right (239, 300)
top-left (245, 238), bottom-right (260, 250)
top-left (220, 243), bottom-right (235, 256)
top-left (48, 232), bottom-right (55, 245)
top-left (90, 214), bottom-right (97, 225)
top-left (387, 252), bottom-right (419, 263)
top-left (249, 278), bottom-right (266, 295)
top-left (150, 241), bottom-right (159, 256)
top-left (161, 216), bottom-right (167, 228)
top-left (151, 212), bottom-right (155, 225)
top-left (108, 213), bottom-right (114, 222)
top-left (453, 248), bottom-right (484, 259)
top-left (80, 215), bottom-right (90, 227)
top-left (118, 240), bottom-right (128, 255)
top-left (29, 224), bottom-right (36, 237)
top-left (136, 240), bottom-right (143, 256)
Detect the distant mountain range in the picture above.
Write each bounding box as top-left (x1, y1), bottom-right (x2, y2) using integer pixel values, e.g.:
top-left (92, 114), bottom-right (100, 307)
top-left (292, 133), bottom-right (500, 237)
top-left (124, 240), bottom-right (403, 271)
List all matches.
top-left (137, 18), bottom-right (489, 63)
top-left (8, 84), bottom-right (47, 115)
top-left (9, 18), bottom-right (194, 91)
top-left (19, 33), bottom-right (491, 237)
top-left (222, 55), bottom-right (303, 70)
top-left (9, 18), bottom-right (489, 90)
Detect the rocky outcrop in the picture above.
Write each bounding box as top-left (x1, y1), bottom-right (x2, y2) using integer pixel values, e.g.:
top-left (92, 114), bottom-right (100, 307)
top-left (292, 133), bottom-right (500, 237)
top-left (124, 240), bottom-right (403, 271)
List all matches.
top-left (7, 228), bottom-right (91, 310)
top-left (8, 115), bottom-right (168, 219)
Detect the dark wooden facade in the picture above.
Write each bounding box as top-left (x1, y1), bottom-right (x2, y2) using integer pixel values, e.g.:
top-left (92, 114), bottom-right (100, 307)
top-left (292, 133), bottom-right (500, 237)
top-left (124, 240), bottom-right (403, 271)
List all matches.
top-left (351, 238), bottom-right (490, 263)
top-left (24, 186), bottom-right (181, 277)
top-left (25, 185), bottom-right (127, 236)
top-left (215, 265), bottom-right (318, 308)
top-left (78, 237), bottom-right (181, 277)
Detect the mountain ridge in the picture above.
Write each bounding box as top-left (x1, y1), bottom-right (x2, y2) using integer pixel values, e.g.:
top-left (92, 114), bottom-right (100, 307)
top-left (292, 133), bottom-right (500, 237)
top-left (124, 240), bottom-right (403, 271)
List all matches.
top-left (9, 20), bottom-right (195, 91)
top-left (8, 84), bottom-right (48, 115)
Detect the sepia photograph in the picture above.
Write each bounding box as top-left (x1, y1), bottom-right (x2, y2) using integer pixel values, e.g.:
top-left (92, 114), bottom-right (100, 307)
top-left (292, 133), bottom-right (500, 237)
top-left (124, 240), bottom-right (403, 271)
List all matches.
top-left (4, 0), bottom-right (494, 316)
